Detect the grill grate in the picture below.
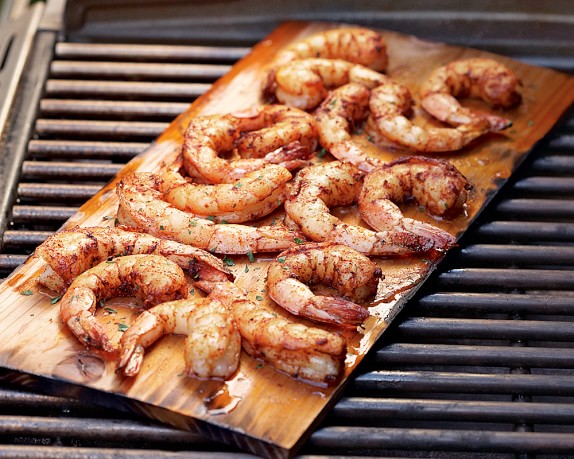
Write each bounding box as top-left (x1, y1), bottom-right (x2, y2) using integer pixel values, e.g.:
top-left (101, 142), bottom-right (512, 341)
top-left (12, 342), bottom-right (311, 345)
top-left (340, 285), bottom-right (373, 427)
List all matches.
top-left (1, 18), bottom-right (574, 459)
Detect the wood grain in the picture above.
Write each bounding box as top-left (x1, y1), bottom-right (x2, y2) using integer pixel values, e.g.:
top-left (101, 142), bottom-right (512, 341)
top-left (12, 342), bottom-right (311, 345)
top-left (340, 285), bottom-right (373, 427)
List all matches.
top-left (0, 21), bottom-right (573, 458)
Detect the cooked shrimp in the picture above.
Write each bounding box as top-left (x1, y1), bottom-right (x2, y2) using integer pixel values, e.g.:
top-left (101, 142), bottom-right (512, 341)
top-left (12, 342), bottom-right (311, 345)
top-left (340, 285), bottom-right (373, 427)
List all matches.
top-left (315, 83), bottom-right (387, 173)
top-left (273, 27), bottom-right (388, 71)
top-left (270, 58), bottom-right (388, 110)
top-left (182, 106), bottom-right (315, 183)
top-left (358, 157), bottom-right (471, 250)
top-left (284, 161), bottom-right (440, 256)
top-left (266, 242), bottom-right (382, 328)
top-left (60, 255), bottom-right (188, 352)
top-left (159, 155), bottom-right (291, 223)
top-left (116, 172), bottom-right (304, 254)
top-left (35, 226), bottom-right (233, 293)
top-left (369, 79), bottom-right (489, 152)
top-left (232, 104), bottom-right (318, 159)
top-left (117, 297), bottom-right (240, 379)
top-left (205, 281), bottom-right (346, 385)
top-left (420, 58), bottom-right (521, 131)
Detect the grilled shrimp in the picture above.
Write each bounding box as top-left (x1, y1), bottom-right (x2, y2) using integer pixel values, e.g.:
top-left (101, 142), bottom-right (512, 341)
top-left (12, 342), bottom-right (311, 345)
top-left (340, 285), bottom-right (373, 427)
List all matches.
top-left (35, 226), bottom-right (233, 293)
top-left (182, 106), bottom-right (315, 183)
top-left (206, 281), bottom-right (347, 385)
top-left (116, 172), bottom-right (304, 254)
top-left (272, 27), bottom-right (388, 71)
top-left (358, 157), bottom-right (472, 250)
top-left (270, 58), bottom-right (388, 110)
top-left (117, 297), bottom-right (240, 379)
top-left (284, 161), bottom-right (439, 255)
top-left (60, 255), bottom-right (188, 352)
top-left (420, 58), bottom-right (521, 131)
top-left (315, 83), bottom-right (386, 173)
top-left (159, 155), bottom-right (291, 223)
top-left (266, 242), bottom-right (382, 328)
top-left (369, 79), bottom-right (489, 152)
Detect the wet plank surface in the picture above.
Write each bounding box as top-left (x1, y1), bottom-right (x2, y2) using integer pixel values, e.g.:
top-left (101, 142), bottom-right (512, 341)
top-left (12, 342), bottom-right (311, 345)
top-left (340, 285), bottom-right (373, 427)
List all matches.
top-left (0, 21), bottom-right (573, 459)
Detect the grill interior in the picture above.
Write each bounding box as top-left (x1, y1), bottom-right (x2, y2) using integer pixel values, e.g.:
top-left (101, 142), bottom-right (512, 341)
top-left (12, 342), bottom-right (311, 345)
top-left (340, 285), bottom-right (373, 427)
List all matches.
top-left (1, 1), bottom-right (574, 457)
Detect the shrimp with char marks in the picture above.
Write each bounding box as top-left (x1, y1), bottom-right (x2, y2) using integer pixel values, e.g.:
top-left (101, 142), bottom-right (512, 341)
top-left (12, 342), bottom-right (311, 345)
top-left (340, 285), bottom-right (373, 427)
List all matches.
top-left (116, 172), bottom-right (304, 255)
top-left (358, 157), bottom-right (471, 250)
top-left (60, 254), bottom-right (188, 352)
top-left (205, 281), bottom-right (347, 385)
top-left (117, 297), bottom-right (240, 380)
top-left (272, 27), bottom-right (388, 71)
top-left (315, 82), bottom-right (387, 173)
top-left (35, 226), bottom-right (233, 293)
top-left (420, 57), bottom-right (521, 132)
top-left (270, 58), bottom-right (389, 110)
top-left (266, 242), bottom-right (382, 328)
top-left (159, 154), bottom-right (291, 223)
top-left (369, 78), bottom-right (490, 152)
top-left (284, 161), bottom-right (440, 256)
top-left (182, 106), bottom-right (315, 183)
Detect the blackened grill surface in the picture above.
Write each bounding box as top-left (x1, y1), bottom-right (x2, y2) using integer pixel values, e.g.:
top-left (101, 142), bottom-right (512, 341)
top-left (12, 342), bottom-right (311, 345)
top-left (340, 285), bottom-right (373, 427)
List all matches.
top-left (1, 7), bottom-right (574, 459)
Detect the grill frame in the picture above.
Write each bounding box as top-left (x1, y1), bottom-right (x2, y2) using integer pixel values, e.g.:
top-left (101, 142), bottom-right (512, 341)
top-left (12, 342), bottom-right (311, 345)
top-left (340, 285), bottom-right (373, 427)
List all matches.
top-left (1, 0), bottom-right (574, 457)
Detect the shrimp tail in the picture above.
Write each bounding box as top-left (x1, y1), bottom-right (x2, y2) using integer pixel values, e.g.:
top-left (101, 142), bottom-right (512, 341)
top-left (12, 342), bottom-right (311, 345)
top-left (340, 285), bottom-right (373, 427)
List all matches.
top-left (263, 140), bottom-right (313, 170)
top-left (118, 344), bottom-right (146, 377)
top-left (400, 218), bottom-right (456, 251)
top-left (308, 296), bottom-right (370, 328)
top-left (67, 310), bottom-right (115, 353)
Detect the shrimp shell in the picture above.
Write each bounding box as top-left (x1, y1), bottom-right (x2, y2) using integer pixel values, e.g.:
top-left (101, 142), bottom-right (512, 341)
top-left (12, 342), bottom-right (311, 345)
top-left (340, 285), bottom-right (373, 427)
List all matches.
top-left (35, 225), bottom-right (233, 293)
top-left (266, 242), bottom-right (382, 328)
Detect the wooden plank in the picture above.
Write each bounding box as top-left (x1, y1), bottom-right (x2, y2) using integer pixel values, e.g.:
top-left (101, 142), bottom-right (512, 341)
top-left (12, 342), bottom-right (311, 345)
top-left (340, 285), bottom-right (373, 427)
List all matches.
top-left (0, 21), bottom-right (573, 458)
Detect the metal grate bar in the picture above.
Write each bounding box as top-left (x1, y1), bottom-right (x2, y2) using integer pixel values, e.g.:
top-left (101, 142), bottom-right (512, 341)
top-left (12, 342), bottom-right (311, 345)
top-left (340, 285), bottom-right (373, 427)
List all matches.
top-left (27, 140), bottom-right (148, 159)
top-left (455, 244), bottom-right (574, 266)
top-left (55, 42), bottom-right (249, 62)
top-left (494, 199), bottom-right (574, 219)
top-left (40, 99), bottom-right (189, 119)
top-left (474, 221), bottom-right (574, 242)
top-left (437, 268), bottom-right (574, 290)
top-left (34, 119), bottom-right (168, 139)
top-left (44, 79), bottom-right (210, 99)
top-left (21, 161), bottom-right (122, 179)
top-left (11, 205), bottom-right (78, 222)
top-left (17, 183), bottom-right (105, 201)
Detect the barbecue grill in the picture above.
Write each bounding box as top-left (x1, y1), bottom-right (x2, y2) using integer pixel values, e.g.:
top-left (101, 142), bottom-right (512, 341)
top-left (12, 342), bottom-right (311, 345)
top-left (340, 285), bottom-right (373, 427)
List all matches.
top-left (1, 0), bottom-right (574, 457)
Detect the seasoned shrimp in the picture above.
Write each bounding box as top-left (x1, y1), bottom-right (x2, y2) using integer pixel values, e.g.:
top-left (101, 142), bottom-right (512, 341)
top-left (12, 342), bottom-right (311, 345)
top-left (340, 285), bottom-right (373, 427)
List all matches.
top-left (369, 79), bottom-right (489, 152)
top-left (159, 155), bottom-right (291, 223)
top-left (284, 161), bottom-right (440, 256)
top-left (420, 58), bottom-right (521, 131)
top-left (272, 27), bottom-right (388, 71)
top-left (182, 106), bottom-right (315, 183)
top-left (117, 297), bottom-right (240, 379)
top-left (60, 255), bottom-right (188, 352)
top-left (358, 157), bottom-right (471, 250)
top-left (116, 172), bottom-right (304, 254)
top-left (266, 243), bottom-right (382, 328)
top-left (35, 226), bottom-right (233, 293)
top-left (315, 83), bottom-right (387, 173)
top-left (206, 281), bottom-right (346, 385)
top-left (270, 58), bottom-right (388, 110)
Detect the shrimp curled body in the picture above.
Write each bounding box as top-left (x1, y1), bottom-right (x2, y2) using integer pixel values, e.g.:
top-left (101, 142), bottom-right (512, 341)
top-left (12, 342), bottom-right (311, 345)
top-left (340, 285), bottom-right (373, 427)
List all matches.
top-left (358, 157), bottom-right (471, 250)
top-left (159, 155), bottom-right (291, 223)
top-left (35, 226), bottom-right (233, 293)
top-left (266, 242), bottom-right (382, 328)
top-left (369, 79), bottom-right (489, 152)
top-left (117, 297), bottom-right (241, 379)
top-left (271, 58), bottom-right (388, 110)
top-left (116, 172), bottom-right (303, 254)
top-left (284, 161), bottom-right (439, 256)
top-left (273, 27), bottom-right (388, 71)
top-left (182, 106), bottom-right (316, 183)
top-left (206, 281), bottom-right (347, 385)
top-left (60, 255), bottom-right (188, 352)
top-left (420, 57), bottom-right (521, 131)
